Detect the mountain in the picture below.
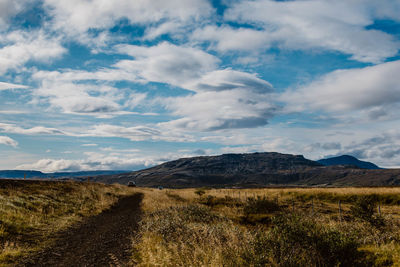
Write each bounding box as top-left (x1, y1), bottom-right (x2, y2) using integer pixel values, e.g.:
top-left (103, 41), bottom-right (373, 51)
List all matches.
top-left (91, 152), bottom-right (400, 187)
top-left (91, 152), bottom-right (322, 186)
top-left (318, 155), bottom-right (380, 169)
top-left (0, 170), bottom-right (129, 179)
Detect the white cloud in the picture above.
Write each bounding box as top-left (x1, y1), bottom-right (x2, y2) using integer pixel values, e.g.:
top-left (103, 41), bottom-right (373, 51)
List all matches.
top-left (81, 144), bottom-right (98, 147)
top-left (115, 42), bottom-right (219, 87)
top-left (184, 69), bottom-right (273, 93)
top-left (0, 0), bottom-right (28, 29)
top-left (0, 123), bottom-right (65, 135)
top-left (32, 42), bottom-right (220, 87)
top-left (161, 88), bottom-right (276, 131)
top-left (15, 152), bottom-right (165, 172)
top-left (84, 124), bottom-right (193, 142)
top-left (143, 21), bottom-right (183, 40)
top-left (43, 0), bottom-right (213, 38)
top-left (160, 68), bottom-right (276, 131)
top-left (0, 81), bottom-right (28, 90)
top-left (282, 60), bottom-right (400, 115)
top-left (34, 81), bottom-right (122, 115)
top-left (192, 25), bottom-right (270, 52)
top-left (0, 136), bottom-right (18, 147)
top-left (0, 30), bottom-right (66, 74)
top-left (225, 0), bottom-right (400, 63)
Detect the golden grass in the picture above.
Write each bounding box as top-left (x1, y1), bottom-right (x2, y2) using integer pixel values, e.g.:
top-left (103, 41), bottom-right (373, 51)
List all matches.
top-left (0, 180), bottom-right (136, 266)
top-left (132, 187), bottom-right (400, 266)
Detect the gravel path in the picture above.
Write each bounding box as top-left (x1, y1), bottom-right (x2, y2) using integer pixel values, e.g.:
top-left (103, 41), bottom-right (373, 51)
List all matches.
top-left (22, 193), bottom-right (143, 267)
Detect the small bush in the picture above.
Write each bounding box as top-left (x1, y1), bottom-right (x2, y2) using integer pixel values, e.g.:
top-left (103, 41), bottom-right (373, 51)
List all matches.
top-left (243, 196), bottom-right (280, 215)
top-left (351, 195), bottom-right (384, 226)
top-left (242, 215), bottom-right (362, 266)
top-left (200, 195), bottom-right (242, 207)
top-left (165, 192), bottom-right (186, 202)
top-left (195, 189), bottom-right (206, 198)
top-left (143, 205), bottom-right (225, 242)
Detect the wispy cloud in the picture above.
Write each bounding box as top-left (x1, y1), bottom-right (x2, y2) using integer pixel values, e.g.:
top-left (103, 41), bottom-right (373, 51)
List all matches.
top-left (0, 136), bottom-right (18, 147)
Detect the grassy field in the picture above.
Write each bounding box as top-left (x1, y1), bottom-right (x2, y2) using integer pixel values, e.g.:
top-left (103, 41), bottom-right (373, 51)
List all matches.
top-left (0, 179), bottom-right (136, 266)
top-left (132, 187), bottom-right (400, 266)
top-left (2, 182), bottom-right (400, 266)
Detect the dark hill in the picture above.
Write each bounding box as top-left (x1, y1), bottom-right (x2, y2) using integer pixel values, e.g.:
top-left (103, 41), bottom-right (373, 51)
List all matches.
top-left (92, 152), bottom-right (400, 187)
top-left (318, 155), bottom-right (380, 169)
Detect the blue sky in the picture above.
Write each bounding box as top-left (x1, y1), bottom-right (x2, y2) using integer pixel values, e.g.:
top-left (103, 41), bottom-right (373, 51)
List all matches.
top-left (1, 0), bottom-right (400, 172)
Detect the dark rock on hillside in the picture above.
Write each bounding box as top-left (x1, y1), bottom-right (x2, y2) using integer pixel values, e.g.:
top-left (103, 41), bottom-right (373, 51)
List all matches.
top-left (318, 155), bottom-right (380, 169)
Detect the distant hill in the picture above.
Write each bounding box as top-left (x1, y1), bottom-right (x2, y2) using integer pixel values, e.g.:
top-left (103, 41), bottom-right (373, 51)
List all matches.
top-left (0, 170), bottom-right (129, 179)
top-left (318, 155), bottom-right (380, 169)
top-left (91, 152), bottom-right (400, 187)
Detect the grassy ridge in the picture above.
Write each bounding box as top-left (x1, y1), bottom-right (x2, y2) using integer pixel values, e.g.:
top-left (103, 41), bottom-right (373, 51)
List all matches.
top-left (133, 187), bottom-right (400, 266)
top-left (0, 180), bottom-right (135, 265)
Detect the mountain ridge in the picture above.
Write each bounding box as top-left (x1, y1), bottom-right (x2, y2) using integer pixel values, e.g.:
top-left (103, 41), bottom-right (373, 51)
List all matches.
top-left (90, 152), bottom-right (400, 187)
top-left (318, 155), bottom-right (380, 169)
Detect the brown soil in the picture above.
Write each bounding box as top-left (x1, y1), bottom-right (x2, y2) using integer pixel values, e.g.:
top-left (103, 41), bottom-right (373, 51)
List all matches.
top-left (21, 193), bottom-right (143, 267)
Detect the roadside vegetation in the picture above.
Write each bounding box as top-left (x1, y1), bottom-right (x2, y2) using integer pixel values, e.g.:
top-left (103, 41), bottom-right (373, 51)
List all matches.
top-left (133, 187), bottom-right (400, 266)
top-left (0, 180), bottom-right (136, 266)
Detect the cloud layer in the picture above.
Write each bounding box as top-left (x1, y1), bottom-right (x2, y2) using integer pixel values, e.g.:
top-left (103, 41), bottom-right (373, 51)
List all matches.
top-left (0, 0), bottom-right (400, 171)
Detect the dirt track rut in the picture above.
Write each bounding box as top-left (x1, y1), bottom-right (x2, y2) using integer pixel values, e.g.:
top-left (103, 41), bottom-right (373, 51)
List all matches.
top-left (22, 193), bottom-right (143, 267)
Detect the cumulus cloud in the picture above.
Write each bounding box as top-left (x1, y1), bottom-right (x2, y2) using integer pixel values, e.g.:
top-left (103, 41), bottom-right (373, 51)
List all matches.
top-left (34, 81), bottom-right (123, 115)
top-left (0, 136), bottom-right (18, 147)
top-left (31, 43), bottom-right (277, 131)
top-left (282, 60), bottom-right (400, 115)
top-left (43, 0), bottom-right (213, 40)
top-left (115, 42), bottom-right (219, 87)
top-left (160, 68), bottom-right (276, 131)
top-left (225, 0), bottom-right (400, 63)
top-left (0, 0), bottom-right (28, 29)
top-left (343, 132), bottom-right (400, 159)
top-left (0, 30), bottom-right (66, 74)
top-left (162, 89), bottom-right (276, 131)
top-left (33, 42), bottom-right (220, 87)
top-left (15, 151), bottom-right (189, 172)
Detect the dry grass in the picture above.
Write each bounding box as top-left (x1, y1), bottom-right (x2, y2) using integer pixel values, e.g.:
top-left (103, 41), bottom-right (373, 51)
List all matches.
top-left (0, 180), bottom-right (136, 266)
top-left (132, 187), bottom-right (400, 266)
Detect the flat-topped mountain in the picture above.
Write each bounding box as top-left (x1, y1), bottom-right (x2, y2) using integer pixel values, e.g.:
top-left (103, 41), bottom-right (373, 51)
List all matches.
top-left (318, 155), bottom-right (380, 169)
top-left (91, 152), bottom-right (400, 187)
top-left (91, 152), bottom-right (320, 186)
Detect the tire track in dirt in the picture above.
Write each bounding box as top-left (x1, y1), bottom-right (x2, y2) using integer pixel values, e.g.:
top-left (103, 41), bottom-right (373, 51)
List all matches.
top-left (22, 193), bottom-right (143, 267)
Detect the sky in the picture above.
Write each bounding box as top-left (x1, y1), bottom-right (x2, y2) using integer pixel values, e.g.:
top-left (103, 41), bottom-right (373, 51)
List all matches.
top-left (0, 0), bottom-right (400, 172)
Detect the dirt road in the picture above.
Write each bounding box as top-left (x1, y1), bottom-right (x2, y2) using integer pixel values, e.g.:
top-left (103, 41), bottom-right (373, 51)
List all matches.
top-left (22, 193), bottom-right (143, 267)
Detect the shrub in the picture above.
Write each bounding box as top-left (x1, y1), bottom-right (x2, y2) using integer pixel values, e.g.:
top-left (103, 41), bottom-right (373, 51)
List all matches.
top-left (242, 215), bottom-right (362, 266)
top-left (142, 205), bottom-right (225, 242)
top-left (195, 189), bottom-right (206, 198)
top-left (200, 195), bottom-right (242, 207)
top-left (351, 195), bottom-right (384, 226)
top-left (243, 196), bottom-right (280, 215)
